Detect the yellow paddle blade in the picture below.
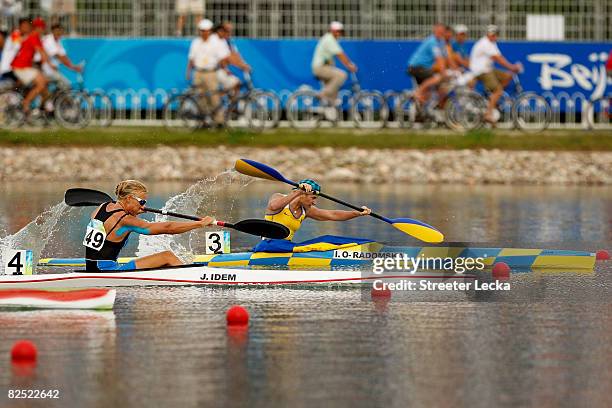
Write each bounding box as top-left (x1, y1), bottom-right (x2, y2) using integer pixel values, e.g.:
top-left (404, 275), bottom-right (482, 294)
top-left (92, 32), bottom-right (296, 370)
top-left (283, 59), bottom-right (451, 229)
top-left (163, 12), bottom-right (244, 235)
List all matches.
top-left (392, 222), bottom-right (445, 243)
top-left (235, 159), bottom-right (288, 182)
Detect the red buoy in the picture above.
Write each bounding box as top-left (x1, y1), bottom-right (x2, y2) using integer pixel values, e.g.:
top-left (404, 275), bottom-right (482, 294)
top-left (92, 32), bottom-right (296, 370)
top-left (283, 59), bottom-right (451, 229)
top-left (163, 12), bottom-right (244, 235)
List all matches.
top-left (226, 305), bottom-right (249, 327)
top-left (492, 262), bottom-right (511, 280)
top-left (596, 250), bottom-right (610, 261)
top-left (370, 287), bottom-right (392, 298)
top-left (11, 340), bottom-right (37, 362)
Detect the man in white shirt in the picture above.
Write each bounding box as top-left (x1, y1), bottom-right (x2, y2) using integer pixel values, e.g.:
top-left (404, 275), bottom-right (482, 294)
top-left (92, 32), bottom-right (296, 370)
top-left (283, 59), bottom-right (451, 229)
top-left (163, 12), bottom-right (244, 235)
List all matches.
top-left (311, 21), bottom-right (357, 105)
top-left (39, 24), bottom-right (82, 88)
top-left (470, 25), bottom-right (521, 123)
top-left (0, 17), bottom-right (29, 78)
top-left (186, 19), bottom-right (230, 125)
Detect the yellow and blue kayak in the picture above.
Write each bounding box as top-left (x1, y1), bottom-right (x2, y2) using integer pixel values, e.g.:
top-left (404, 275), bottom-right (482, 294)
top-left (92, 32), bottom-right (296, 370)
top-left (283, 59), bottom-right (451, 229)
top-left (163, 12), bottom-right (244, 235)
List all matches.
top-left (39, 236), bottom-right (596, 271)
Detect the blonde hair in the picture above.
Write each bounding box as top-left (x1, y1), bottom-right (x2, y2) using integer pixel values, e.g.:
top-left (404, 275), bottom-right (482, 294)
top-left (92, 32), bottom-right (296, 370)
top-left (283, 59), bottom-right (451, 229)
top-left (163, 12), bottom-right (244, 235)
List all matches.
top-left (115, 180), bottom-right (148, 199)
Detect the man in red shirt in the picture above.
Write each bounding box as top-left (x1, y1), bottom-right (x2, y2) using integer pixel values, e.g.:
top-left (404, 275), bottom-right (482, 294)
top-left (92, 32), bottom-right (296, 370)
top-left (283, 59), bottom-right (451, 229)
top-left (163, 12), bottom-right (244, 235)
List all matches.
top-left (11, 18), bottom-right (55, 114)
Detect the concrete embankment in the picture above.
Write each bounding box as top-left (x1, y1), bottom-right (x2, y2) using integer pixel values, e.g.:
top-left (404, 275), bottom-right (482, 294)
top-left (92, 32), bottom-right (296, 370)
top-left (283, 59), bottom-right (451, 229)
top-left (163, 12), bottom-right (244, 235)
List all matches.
top-left (1, 146), bottom-right (611, 184)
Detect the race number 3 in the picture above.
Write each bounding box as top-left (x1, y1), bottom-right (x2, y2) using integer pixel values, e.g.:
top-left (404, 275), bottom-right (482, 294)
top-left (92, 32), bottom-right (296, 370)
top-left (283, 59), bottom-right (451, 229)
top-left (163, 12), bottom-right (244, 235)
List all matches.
top-left (2, 249), bottom-right (33, 276)
top-left (205, 231), bottom-right (230, 254)
top-left (83, 219), bottom-right (107, 251)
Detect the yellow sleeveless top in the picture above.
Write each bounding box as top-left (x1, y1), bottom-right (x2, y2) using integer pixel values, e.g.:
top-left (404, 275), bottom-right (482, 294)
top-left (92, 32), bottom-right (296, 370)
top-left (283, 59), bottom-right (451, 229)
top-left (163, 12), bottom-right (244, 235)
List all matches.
top-left (265, 204), bottom-right (306, 240)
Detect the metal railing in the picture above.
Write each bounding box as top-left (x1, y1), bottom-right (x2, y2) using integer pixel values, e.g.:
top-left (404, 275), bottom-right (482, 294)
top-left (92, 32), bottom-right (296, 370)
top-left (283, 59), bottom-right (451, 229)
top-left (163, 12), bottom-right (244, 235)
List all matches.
top-left (1, 0), bottom-right (610, 40)
top-left (96, 87), bottom-right (610, 129)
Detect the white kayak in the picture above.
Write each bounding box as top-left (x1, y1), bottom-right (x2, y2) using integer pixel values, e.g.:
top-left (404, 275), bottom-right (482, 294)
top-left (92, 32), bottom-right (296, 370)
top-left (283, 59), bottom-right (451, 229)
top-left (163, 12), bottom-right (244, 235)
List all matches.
top-left (0, 264), bottom-right (471, 289)
top-left (0, 288), bottom-right (116, 309)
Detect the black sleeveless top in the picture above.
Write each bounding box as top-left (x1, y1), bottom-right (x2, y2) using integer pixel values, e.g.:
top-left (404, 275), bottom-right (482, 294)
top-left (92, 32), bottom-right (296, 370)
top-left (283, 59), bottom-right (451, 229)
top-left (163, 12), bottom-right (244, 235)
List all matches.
top-left (85, 202), bottom-right (131, 271)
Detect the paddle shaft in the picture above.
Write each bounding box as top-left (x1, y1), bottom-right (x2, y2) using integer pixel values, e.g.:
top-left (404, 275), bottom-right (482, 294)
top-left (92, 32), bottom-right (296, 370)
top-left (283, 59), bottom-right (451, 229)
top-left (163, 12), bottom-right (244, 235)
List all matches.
top-left (285, 180), bottom-right (388, 222)
top-left (316, 191), bottom-right (387, 222)
top-left (144, 207), bottom-right (201, 221)
top-left (145, 207), bottom-right (234, 228)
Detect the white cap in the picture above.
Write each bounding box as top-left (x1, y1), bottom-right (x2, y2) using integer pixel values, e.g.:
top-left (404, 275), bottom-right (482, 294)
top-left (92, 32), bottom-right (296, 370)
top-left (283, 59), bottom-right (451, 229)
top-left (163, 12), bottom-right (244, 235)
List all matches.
top-left (198, 19), bottom-right (213, 31)
top-left (329, 21), bottom-right (344, 31)
top-left (454, 24), bottom-right (468, 34)
top-left (486, 24), bottom-right (499, 34)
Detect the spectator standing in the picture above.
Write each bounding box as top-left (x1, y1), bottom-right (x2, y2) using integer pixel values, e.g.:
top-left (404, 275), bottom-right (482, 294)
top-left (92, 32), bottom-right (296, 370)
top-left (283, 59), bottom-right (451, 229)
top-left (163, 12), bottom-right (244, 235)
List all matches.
top-left (0, 0), bottom-right (23, 18)
top-left (40, 0), bottom-right (77, 36)
top-left (185, 18), bottom-right (230, 125)
top-left (176, 0), bottom-right (205, 37)
top-left (311, 21), bottom-right (357, 105)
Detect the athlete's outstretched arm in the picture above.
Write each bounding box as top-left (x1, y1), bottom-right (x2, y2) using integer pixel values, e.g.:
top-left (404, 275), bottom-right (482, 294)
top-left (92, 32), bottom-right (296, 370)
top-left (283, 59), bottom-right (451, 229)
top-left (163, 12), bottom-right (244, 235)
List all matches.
top-left (115, 215), bottom-right (213, 236)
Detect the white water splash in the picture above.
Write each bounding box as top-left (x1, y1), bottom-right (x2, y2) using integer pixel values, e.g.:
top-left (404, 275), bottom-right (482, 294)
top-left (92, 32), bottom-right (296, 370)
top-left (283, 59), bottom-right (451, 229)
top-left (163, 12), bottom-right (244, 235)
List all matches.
top-left (0, 202), bottom-right (72, 267)
top-left (136, 170), bottom-right (251, 262)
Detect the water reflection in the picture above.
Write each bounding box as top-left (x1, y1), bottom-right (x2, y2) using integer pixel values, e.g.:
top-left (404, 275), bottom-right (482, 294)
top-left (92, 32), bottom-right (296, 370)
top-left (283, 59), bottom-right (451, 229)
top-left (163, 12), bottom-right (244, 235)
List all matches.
top-left (0, 180), bottom-right (610, 406)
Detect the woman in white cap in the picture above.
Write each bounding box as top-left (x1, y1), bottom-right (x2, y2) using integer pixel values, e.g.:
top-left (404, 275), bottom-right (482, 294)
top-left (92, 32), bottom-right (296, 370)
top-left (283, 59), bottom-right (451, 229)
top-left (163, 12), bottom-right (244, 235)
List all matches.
top-left (311, 21), bottom-right (358, 105)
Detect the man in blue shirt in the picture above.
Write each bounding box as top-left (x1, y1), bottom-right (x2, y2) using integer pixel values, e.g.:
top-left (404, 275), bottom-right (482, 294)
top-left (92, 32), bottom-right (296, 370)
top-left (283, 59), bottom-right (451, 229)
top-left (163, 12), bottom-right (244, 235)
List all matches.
top-left (450, 24), bottom-right (470, 69)
top-left (407, 23), bottom-right (447, 104)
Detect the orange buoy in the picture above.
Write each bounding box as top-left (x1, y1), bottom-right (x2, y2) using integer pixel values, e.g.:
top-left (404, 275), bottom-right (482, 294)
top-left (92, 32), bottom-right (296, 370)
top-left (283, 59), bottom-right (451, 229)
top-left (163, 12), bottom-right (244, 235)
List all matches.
top-left (226, 305), bottom-right (249, 327)
top-left (370, 287), bottom-right (392, 298)
top-left (492, 262), bottom-right (511, 280)
top-left (11, 340), bottom-right (37, 362)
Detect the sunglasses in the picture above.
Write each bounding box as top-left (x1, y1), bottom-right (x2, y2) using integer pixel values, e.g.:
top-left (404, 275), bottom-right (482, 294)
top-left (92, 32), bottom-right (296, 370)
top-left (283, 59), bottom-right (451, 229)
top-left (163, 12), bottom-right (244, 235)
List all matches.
top-left (130, 195), bottom-right (147, 206)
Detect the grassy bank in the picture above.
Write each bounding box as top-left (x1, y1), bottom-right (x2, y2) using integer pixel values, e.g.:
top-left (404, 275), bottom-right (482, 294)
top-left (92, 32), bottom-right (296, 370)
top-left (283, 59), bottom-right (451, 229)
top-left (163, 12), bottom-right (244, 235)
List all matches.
top-left (1, 127), bottom-right (611, 151)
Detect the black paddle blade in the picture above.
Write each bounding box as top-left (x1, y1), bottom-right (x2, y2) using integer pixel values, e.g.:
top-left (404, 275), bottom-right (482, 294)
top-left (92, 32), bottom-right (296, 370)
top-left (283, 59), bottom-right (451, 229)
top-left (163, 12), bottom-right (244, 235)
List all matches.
top-left (231, 219), bottom-right (290, 239)
top-left (65, 188), bottom-right (113, 207)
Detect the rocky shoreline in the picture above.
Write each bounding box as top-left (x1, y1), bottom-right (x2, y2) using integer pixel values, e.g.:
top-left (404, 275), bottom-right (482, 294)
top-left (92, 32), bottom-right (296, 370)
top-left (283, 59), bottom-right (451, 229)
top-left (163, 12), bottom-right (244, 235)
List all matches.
top-left (1, 146), bottom-right (611, 185)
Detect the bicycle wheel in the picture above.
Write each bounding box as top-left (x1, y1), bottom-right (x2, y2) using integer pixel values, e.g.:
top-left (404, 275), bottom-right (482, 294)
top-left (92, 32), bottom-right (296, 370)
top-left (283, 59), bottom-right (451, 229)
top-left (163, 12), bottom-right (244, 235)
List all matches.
top-left (163, 94), bottom-right (202, 132)
top-left (55, 91), bottom-right (92, 129)
top-left (351, 91), bottom-right (388, 129)
top-left (512, 92), bottom-right (551, 132)
top-left (89, 91), bottom-right (113, 127)
top-left (395, 93), bottom-right (419, 129)
top-left (250, 90), bottom-right (281, 129)
top-left (445, 91), bottom-right (486, 131)
top-left (0, 91), bottom-right (25, 129)
top-left (243, 95), bottom-right (270, 132)
top-left (286, 90), bottom-right (325, 129)
top-left (585, 96), bottom-right (611, 129)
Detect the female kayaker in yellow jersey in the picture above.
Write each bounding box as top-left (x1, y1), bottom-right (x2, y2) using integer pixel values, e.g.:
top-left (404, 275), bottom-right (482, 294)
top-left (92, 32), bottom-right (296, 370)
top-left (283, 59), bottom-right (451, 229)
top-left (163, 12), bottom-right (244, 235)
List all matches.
top-left (265, 179), bottom-right (371, 240)
top-left (84, 180), bottom-right (213, 271)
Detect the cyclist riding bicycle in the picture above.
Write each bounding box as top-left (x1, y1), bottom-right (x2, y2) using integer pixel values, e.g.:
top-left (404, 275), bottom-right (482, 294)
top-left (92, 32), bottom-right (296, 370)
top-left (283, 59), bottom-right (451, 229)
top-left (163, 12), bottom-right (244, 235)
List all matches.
top-left (185, 18), bottom-right (230, 126)
top-left (0, 17), bottom-right (30, 84)
top-left (449, 24), bottom-right (470, 70)
top-left (10, 17), bottom-right (56, 116)
top-left (469, 24), bottom-right (521, 123)
top-left (212, 21), bottom-right (251, 98)
top-left (311, 21), bottom-right (357, 106)
top-left (407, 22), bottom-right (447, 105)
top-left (36, 23), bottom-right (82, 90)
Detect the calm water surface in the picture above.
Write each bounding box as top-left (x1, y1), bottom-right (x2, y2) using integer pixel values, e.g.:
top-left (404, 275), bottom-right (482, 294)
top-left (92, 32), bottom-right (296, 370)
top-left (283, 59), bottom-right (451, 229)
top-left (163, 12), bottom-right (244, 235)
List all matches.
top-left (0, 180), bottom-right (610, 407)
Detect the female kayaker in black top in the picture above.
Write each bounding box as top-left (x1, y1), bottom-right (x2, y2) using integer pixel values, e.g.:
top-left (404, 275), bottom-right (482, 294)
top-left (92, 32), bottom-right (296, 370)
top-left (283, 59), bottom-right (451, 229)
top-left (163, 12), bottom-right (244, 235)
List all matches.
top-left (84, 179), bottom-right (212, 271)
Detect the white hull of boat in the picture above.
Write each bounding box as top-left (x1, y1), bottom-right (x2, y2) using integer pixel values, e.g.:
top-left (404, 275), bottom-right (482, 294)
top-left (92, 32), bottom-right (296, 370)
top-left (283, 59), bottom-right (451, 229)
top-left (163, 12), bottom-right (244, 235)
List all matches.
top-left (0, 265), bottom-right (470, 289)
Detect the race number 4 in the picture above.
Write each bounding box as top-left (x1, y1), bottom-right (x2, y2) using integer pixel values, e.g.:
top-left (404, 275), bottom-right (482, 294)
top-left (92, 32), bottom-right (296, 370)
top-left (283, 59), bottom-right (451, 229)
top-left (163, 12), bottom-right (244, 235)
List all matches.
top-left (205, 231), bottom-right (230, 254)
top-left (2, 249), bottom-right (33, 276)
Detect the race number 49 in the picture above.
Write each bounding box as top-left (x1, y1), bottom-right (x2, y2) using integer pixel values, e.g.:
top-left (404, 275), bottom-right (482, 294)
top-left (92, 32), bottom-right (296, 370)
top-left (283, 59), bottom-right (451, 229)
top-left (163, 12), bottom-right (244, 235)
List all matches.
top-left (205, 231), bottom-right (230, 254)
top-left (2, 249), bottom-right (33, 276)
